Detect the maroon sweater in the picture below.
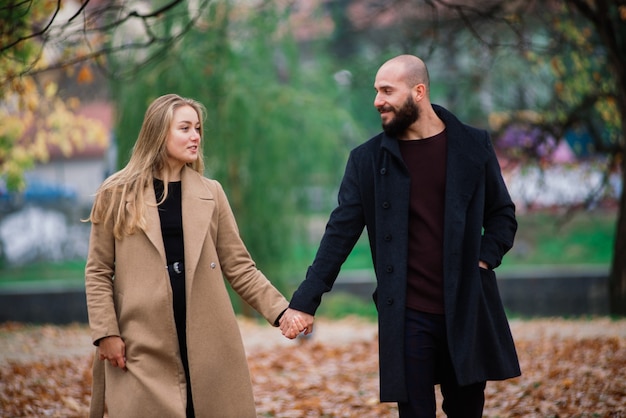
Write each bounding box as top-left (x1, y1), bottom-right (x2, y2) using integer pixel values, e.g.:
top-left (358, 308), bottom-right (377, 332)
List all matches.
top-left (397, 130), bottom-right (447, 314)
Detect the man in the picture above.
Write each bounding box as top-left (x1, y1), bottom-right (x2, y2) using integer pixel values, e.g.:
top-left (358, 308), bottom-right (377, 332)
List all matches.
top-left (280, 54), bottom-right (520, 417)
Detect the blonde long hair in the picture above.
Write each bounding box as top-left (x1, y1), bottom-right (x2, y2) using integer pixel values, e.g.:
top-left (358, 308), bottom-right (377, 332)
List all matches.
top-left (88, 94), bottom-right (206, 239)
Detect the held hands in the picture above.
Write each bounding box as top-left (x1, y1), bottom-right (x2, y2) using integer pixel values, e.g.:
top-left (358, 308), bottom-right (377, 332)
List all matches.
top-left (279, 308), bottom-right (315, 339)
top-left (98, 335), bottom-right (127, 371)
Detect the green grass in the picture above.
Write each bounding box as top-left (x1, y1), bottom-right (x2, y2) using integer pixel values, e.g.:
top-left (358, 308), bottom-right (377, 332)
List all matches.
top-left (500, 209), bottom-right (615, 270)
top-left (0, 259), bottom-right (86, 289)
top-left (0, 210), bottom-right (616, 289)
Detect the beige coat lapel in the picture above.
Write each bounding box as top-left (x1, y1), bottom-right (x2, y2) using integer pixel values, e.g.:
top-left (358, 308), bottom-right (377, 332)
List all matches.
top-left (142, 181), bottom-right (167, 262)
top-left (180, 166), bottom-right (213, 283)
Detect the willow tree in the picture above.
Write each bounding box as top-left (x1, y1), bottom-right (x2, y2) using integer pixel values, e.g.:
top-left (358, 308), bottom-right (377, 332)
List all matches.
top-left (111, 0), bottom-right (361, 304)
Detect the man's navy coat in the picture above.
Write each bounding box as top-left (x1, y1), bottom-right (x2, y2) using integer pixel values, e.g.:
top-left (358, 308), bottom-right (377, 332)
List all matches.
top-left (290, 104), bottom-right (521, 402)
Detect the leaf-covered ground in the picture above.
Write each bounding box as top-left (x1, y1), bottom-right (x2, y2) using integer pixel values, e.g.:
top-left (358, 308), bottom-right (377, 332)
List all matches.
top-left (1, 317), bottom-right (625, 417)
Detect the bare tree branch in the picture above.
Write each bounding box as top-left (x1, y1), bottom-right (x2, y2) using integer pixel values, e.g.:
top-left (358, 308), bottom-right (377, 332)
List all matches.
top-left (0, 0), bottom-right (62, 52)
top-left (1, 0), bottom-right (213, 82)
top-left (429, 0), bottom-right (535, 49)
top-left (67, 0), bottom-right (90, 23)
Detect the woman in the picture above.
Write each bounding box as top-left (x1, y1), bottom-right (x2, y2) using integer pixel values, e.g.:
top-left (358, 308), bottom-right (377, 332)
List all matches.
top-left (85, 94), bottom-right (289, 417)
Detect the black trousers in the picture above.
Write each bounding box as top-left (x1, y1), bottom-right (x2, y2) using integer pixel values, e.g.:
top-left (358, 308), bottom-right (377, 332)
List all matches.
top-left (398, 309), bottom-right (486, 418)
top-left (170, 269), bottom-right (195, 418)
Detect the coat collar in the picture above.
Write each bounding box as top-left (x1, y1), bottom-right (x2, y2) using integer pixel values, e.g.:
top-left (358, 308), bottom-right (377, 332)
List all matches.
top-left (378, 104), bottom-right (491, 209)
top-left (379, 104), bottom-right (489, 171)
top-left (142, 166), bottom-right (214, 276)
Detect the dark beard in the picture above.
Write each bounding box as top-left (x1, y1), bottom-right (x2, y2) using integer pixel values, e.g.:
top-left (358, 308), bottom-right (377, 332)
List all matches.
top-left (381, 96), bottom-right (419, 138)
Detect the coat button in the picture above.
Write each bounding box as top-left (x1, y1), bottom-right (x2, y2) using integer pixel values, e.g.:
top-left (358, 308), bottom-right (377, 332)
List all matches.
top-left (386, 265), bottom-right (393, 273)
top-left (210, 262), bottom-right (216, 269)
top-left (384, 234), bottom-right (392, 242)
top-left (382, 201), bottom-right (390, 209)
top-left (386, 297), bottom-right (393, 305)
top-left (380, 168), bottom-right (387, 175)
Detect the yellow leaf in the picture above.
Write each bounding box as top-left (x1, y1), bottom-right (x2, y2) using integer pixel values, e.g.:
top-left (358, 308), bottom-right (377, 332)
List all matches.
top-left (44, 82), bottom-right (58, 99)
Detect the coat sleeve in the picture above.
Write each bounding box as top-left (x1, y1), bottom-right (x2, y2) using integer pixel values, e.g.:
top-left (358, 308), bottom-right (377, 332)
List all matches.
top-left (480, 136), bottom-right (517, 269)
top-left (85, 209), bottom-right (120, 344)
top-left (212, 181), bottom-right (289, 326)
top-left (289, 152), bottom-right (366, 315)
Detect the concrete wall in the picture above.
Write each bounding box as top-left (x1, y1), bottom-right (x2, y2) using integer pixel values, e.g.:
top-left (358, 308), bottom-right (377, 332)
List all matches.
top-left (496, 265), bottom-right (609, 317)
top-left (0, 284), bottom-right (88, 324)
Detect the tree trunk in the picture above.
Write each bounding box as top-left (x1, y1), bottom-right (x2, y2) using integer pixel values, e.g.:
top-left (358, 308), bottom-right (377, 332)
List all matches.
top-left (607, 35), bottom-right (626, 316)
top-left (609, 157), bottom-right (626, 315)
top-left (596, 0), bottom-right (626, 316)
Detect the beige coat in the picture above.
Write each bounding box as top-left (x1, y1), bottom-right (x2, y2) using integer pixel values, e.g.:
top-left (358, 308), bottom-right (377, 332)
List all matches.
top-left (85, 166), bottom-right (289, 417)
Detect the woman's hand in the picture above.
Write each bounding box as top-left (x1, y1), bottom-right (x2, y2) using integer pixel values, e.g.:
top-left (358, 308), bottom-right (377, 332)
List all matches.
top-left (98, 336), bottom-right (127, 371)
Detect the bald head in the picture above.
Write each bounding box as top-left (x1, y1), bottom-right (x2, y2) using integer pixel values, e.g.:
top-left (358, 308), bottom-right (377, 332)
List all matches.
top-left (374, 54), bottom-right (443, 139)
top-left (379, 55), bottom-right (430, 92)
